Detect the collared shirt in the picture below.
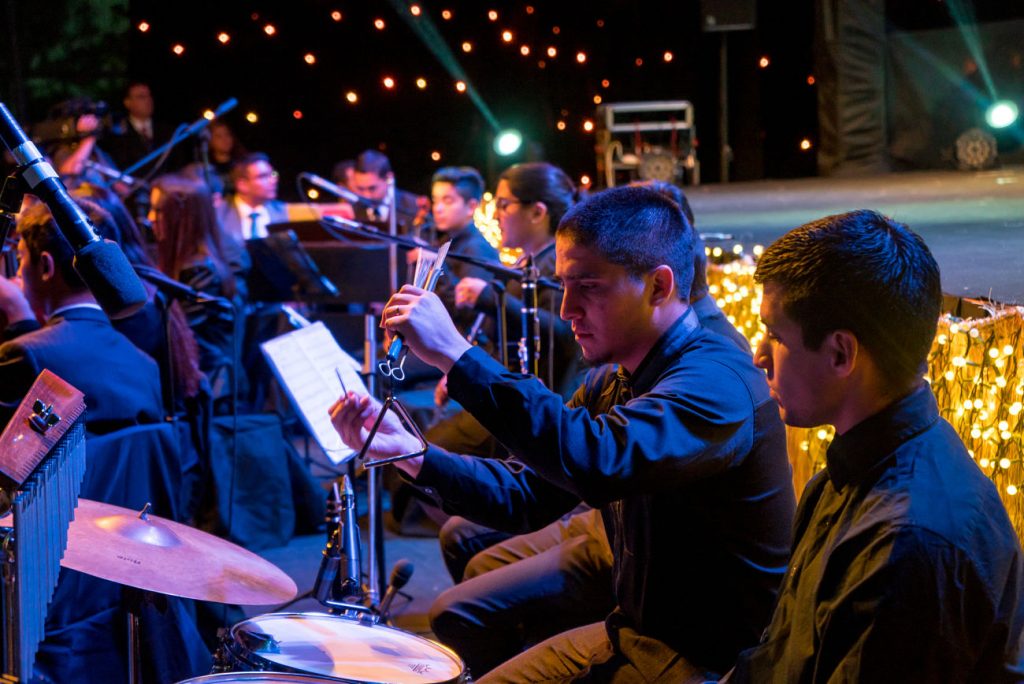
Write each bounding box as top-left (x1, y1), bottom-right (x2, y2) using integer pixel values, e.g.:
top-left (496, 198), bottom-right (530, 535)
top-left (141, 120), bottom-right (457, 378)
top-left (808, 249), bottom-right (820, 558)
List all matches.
top-left (412, 307), bottom-right (795, 673)
top-left (233, 196), bottom-right (270, 240)
top-left (48, 302), bottom-right (104, 322)
top-left (732, 384), bottom-right (1024, 682)
top-left (128, 116), bottom-right (153, 140)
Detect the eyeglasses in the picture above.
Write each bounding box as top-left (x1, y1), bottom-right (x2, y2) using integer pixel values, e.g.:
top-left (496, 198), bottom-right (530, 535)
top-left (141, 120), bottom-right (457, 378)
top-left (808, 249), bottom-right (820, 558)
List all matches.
top-left (249, 170), bottom-right (279, 181)
top-left (494, 197), bottom-right (523, 212)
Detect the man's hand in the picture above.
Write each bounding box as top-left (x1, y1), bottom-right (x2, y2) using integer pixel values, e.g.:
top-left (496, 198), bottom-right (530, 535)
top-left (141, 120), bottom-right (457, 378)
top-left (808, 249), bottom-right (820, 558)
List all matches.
top-left (454, 277), bottom-right (487, 309)
top-left (328, 392), bottom-right (424, 477)
top-left (382, 286), bottom-right (471, 373)
top-left (0, 275), bottom-right (36, 330)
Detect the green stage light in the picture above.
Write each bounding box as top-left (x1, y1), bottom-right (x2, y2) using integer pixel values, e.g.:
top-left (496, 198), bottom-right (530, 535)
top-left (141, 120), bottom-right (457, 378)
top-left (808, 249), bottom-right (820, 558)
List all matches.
top-left (494, 129), bottom-right (523, 156)
top-left (986, 101), bottom-right (1019, 129)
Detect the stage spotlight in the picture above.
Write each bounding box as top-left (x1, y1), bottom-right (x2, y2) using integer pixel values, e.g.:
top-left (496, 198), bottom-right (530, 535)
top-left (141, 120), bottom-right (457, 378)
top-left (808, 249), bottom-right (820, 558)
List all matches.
top-left (494, 129), bottom-right (523, 156)
top-left (986, 101), bottom-right (1019, 129)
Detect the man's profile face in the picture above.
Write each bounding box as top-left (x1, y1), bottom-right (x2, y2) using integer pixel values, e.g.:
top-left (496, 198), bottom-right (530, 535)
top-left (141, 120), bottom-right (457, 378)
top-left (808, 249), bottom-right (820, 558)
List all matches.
top-left (237, 160), bottom-right (279, 205)
top-left (431, 182), bottom-right (477, 233)
top-left (754, 282), bottom-right (837, 427)
top-left (351, 171), bottom-right (388, 201)
top-left (555, 235), bottom-right (651, 366)
top-left (124, 84), bottom-right (154, 120)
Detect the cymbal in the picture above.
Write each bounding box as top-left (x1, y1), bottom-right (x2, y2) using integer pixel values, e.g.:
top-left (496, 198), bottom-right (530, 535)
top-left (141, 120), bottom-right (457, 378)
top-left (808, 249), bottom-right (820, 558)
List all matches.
top-left (56, 499), bottom-right (298, 605)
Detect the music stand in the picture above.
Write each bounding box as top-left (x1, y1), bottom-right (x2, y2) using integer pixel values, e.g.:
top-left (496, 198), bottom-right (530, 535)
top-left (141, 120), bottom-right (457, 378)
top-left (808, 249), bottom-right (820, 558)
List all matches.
top-left (246, 230), bottom-right (340, 303)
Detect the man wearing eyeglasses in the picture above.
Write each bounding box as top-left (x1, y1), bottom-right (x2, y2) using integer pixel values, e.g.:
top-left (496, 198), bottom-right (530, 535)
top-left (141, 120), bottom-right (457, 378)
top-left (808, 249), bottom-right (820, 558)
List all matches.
top-left (219, 152), bottom-right (287, 243)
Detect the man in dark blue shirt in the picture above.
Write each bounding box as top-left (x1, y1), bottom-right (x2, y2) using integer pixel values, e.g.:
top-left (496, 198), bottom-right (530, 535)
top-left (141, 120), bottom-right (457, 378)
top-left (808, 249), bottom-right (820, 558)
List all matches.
top-left (729, 209), bottom-right (1024, 681)
top-left (332, 186), bottom-right (795, 681)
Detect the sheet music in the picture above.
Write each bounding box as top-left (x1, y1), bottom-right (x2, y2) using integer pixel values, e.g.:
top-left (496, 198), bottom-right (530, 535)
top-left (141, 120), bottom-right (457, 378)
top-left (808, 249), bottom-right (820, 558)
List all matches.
top-left (260, 322), bottom-right (365, 464)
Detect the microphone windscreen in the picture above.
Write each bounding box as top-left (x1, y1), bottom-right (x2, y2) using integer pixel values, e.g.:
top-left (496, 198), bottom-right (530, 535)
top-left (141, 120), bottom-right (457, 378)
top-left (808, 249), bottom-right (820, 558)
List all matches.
top-left (73, 239), bottom-right (148, 319)
top-left (389, 559), bottom-right (415, 590)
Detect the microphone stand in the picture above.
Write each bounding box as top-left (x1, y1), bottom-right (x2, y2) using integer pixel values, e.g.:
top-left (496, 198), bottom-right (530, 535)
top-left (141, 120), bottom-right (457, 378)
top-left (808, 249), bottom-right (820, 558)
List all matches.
top-left (121, 98), bottom-right (237, 179)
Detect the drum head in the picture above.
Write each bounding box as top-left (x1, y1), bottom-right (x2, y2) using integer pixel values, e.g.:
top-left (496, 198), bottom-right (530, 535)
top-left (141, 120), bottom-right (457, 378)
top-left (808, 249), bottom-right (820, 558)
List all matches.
top-left (177, 674), bottom-right (338, 683)
top-left (231, 613), bottom-right (464, 684)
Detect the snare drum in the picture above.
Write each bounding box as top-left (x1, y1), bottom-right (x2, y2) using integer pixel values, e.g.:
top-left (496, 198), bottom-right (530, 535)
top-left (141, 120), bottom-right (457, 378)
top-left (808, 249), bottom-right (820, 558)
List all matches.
top-left (178, 675), bottom-right (338, 683)
top-left (216, 612), bottom-right (466, 684)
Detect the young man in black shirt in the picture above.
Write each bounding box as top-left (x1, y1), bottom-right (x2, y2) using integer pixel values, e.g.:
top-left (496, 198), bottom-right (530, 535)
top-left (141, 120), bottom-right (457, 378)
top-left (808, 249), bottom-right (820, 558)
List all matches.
top-left (729, 209), bottom-right (1024, 681)
top-left (332, 186), bottom-right (795, 681)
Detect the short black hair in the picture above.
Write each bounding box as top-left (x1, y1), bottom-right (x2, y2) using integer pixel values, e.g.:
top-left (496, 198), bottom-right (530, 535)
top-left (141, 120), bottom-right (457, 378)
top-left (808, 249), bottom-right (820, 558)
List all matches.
top-left (229, 152), bottom-right (271, 184)
top-left (557, 185), bottom-right (695, 298)
top-left (633, 180), bottom-right (703, 299)
top-left (432, 166), bottom-right (485, 203)
top-left (355, 150), bottom-right (392, 177)
top-left (755, 209), bottom-right (942, 389)
top-left (16, 202), bottom-right (90, 291)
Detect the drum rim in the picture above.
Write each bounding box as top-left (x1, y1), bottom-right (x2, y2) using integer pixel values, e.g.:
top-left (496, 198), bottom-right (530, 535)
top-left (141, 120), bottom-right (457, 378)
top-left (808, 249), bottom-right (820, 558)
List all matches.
top-left (224, 611), bottom-right (466, 684)
top-left (178, 673), bottom-right (347, 683)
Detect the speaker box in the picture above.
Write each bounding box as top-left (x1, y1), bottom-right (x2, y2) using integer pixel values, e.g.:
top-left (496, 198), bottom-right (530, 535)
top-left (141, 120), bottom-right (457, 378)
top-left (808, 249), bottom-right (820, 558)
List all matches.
top-left (701, 0), bottom-right (756, 31)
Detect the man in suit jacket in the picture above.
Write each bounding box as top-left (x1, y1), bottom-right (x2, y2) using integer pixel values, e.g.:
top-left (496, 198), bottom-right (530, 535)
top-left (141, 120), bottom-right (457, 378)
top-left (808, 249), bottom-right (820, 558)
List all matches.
top-left (106, 81), bottom-right (189, 174)
top-left (0, 202), bottom-right (163, 434)
top-left (350, 149), bottom-right (426, 237)
top-left (215, 152), bottom-right (289, 275)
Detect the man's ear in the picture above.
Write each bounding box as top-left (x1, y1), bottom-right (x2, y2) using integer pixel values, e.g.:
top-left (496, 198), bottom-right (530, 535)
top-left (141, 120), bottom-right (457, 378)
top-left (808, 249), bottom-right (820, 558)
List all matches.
top-left (649, 265), bottom-right (676, 306)
top-left (825, 329), bottom-right (858, 378)
top-left (38, 251), bottom-right (57, 282)
top-left (467, 198), bottom-right (480, 212)
top-left (530, 201), bottom-right (549, 224)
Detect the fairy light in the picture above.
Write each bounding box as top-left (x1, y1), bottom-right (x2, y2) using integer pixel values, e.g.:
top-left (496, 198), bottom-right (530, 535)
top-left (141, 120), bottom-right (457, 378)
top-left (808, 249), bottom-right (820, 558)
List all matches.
top-left (138, 21), bottom-right (150, 32)
top-left (307, 188), bottom-right (319, 199)
top-left (455, 80), bottom-right (467, 92)
top-left (593, 95), bottom-right (602, 104)
top-left (202, 110), bottom-right (215, 120)
top-left (172, 44), bottom-right (185, 56)
top-left (582, 119), bottom-right (594, 132)
top-left (441, 9), bottom-right (452, 20)
top-left (807, 75), bottom-right (816, 85)
top-left (462, 41), bottom-right (473, 53)
top-left (431, 151), bottom-right (441, 161)
top-left (345, 91), bottom-right (358, 104)
top-left (488, 10), bottom-right (498, 21)
top-left (374, 18), bottom-right (385, 30)
top-left (304, 53), bottom-right (316, 64)
top-left (580, 174), bottom-right (591, 186)
top-left (245, 112), bottom-right (258, 123)
top-left (556, 120), bottom-right (566, 131)
top-left (576, 51), bottom-right (587, 63)
top-left (217, 32), bottom-right (230, 44)
top-left (382, 76), bottom-right (395, 89)
top-left (601, 79), bottom-right (610, 88)
top-left (331, 10), bottom-right (342, 21)
top-left (410, 4), bottom-right (422, 16)
top-left (502, 30), bottom-right (514, 43)
top-left (292, 110), bottom-right (303, 119)
top-left (635, 57), bottom-right (644, 67)
top-left (664, 51), bottom-right (674, 62)
top-left (759, 56), bottom-right (770, 68)
top-left (800, 138), bottom-right (813, 151)
top-left (520, 45), bottom-right (530, 56)
top-left (264, 24), bottom-right (276, 36)
top-left (416, 77), bottom-right (427, 89)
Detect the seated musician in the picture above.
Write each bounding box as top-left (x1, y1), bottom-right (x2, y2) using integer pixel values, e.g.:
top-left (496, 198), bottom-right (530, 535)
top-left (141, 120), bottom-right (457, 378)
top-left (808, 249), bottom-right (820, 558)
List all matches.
top-left (727, 210), bottom-right (1024, 681)
top-left (0, 202), bottom-right (163, 433)
top-left (331, 186), bottom-right (796, 682)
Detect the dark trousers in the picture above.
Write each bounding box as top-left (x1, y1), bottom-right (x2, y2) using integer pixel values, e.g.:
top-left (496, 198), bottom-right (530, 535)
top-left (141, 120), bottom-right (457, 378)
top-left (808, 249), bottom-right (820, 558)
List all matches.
top-left (430, 509), bottom-right (615, 677)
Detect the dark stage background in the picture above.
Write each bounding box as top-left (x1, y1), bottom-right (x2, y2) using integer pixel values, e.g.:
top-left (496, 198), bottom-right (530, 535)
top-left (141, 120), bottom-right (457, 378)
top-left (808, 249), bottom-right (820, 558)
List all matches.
top-left (3, 1), bottom-right (1023, 197)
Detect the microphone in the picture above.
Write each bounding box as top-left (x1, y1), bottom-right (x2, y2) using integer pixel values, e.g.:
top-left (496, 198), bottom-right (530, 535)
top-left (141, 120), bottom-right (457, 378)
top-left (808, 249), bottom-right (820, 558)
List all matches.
top-left (82, 159), bottom-right (145, 188)
top-left (133, 264), bottom-right (233, 311)
top-left (313, 528), bottom-right (342, 606)
top-left (299, 172), bottom-right (383, 210)
top-left (378, 559), bottom-right (415, 624)
top-left (337, 475), bottom-right (362, 603)
top-left (0, 102), bottom-right (147, 319)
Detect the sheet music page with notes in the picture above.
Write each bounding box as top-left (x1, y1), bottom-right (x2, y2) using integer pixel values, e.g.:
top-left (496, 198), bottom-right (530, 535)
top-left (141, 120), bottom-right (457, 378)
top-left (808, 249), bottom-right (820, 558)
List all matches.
top-left (260, 322), bottom-right (365, 464)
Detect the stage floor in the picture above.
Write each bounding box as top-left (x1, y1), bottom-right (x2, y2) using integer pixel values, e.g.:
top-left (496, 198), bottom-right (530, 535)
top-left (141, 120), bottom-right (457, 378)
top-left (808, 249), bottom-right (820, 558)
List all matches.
top-left (687, 166), bottom-right (1024, 305)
